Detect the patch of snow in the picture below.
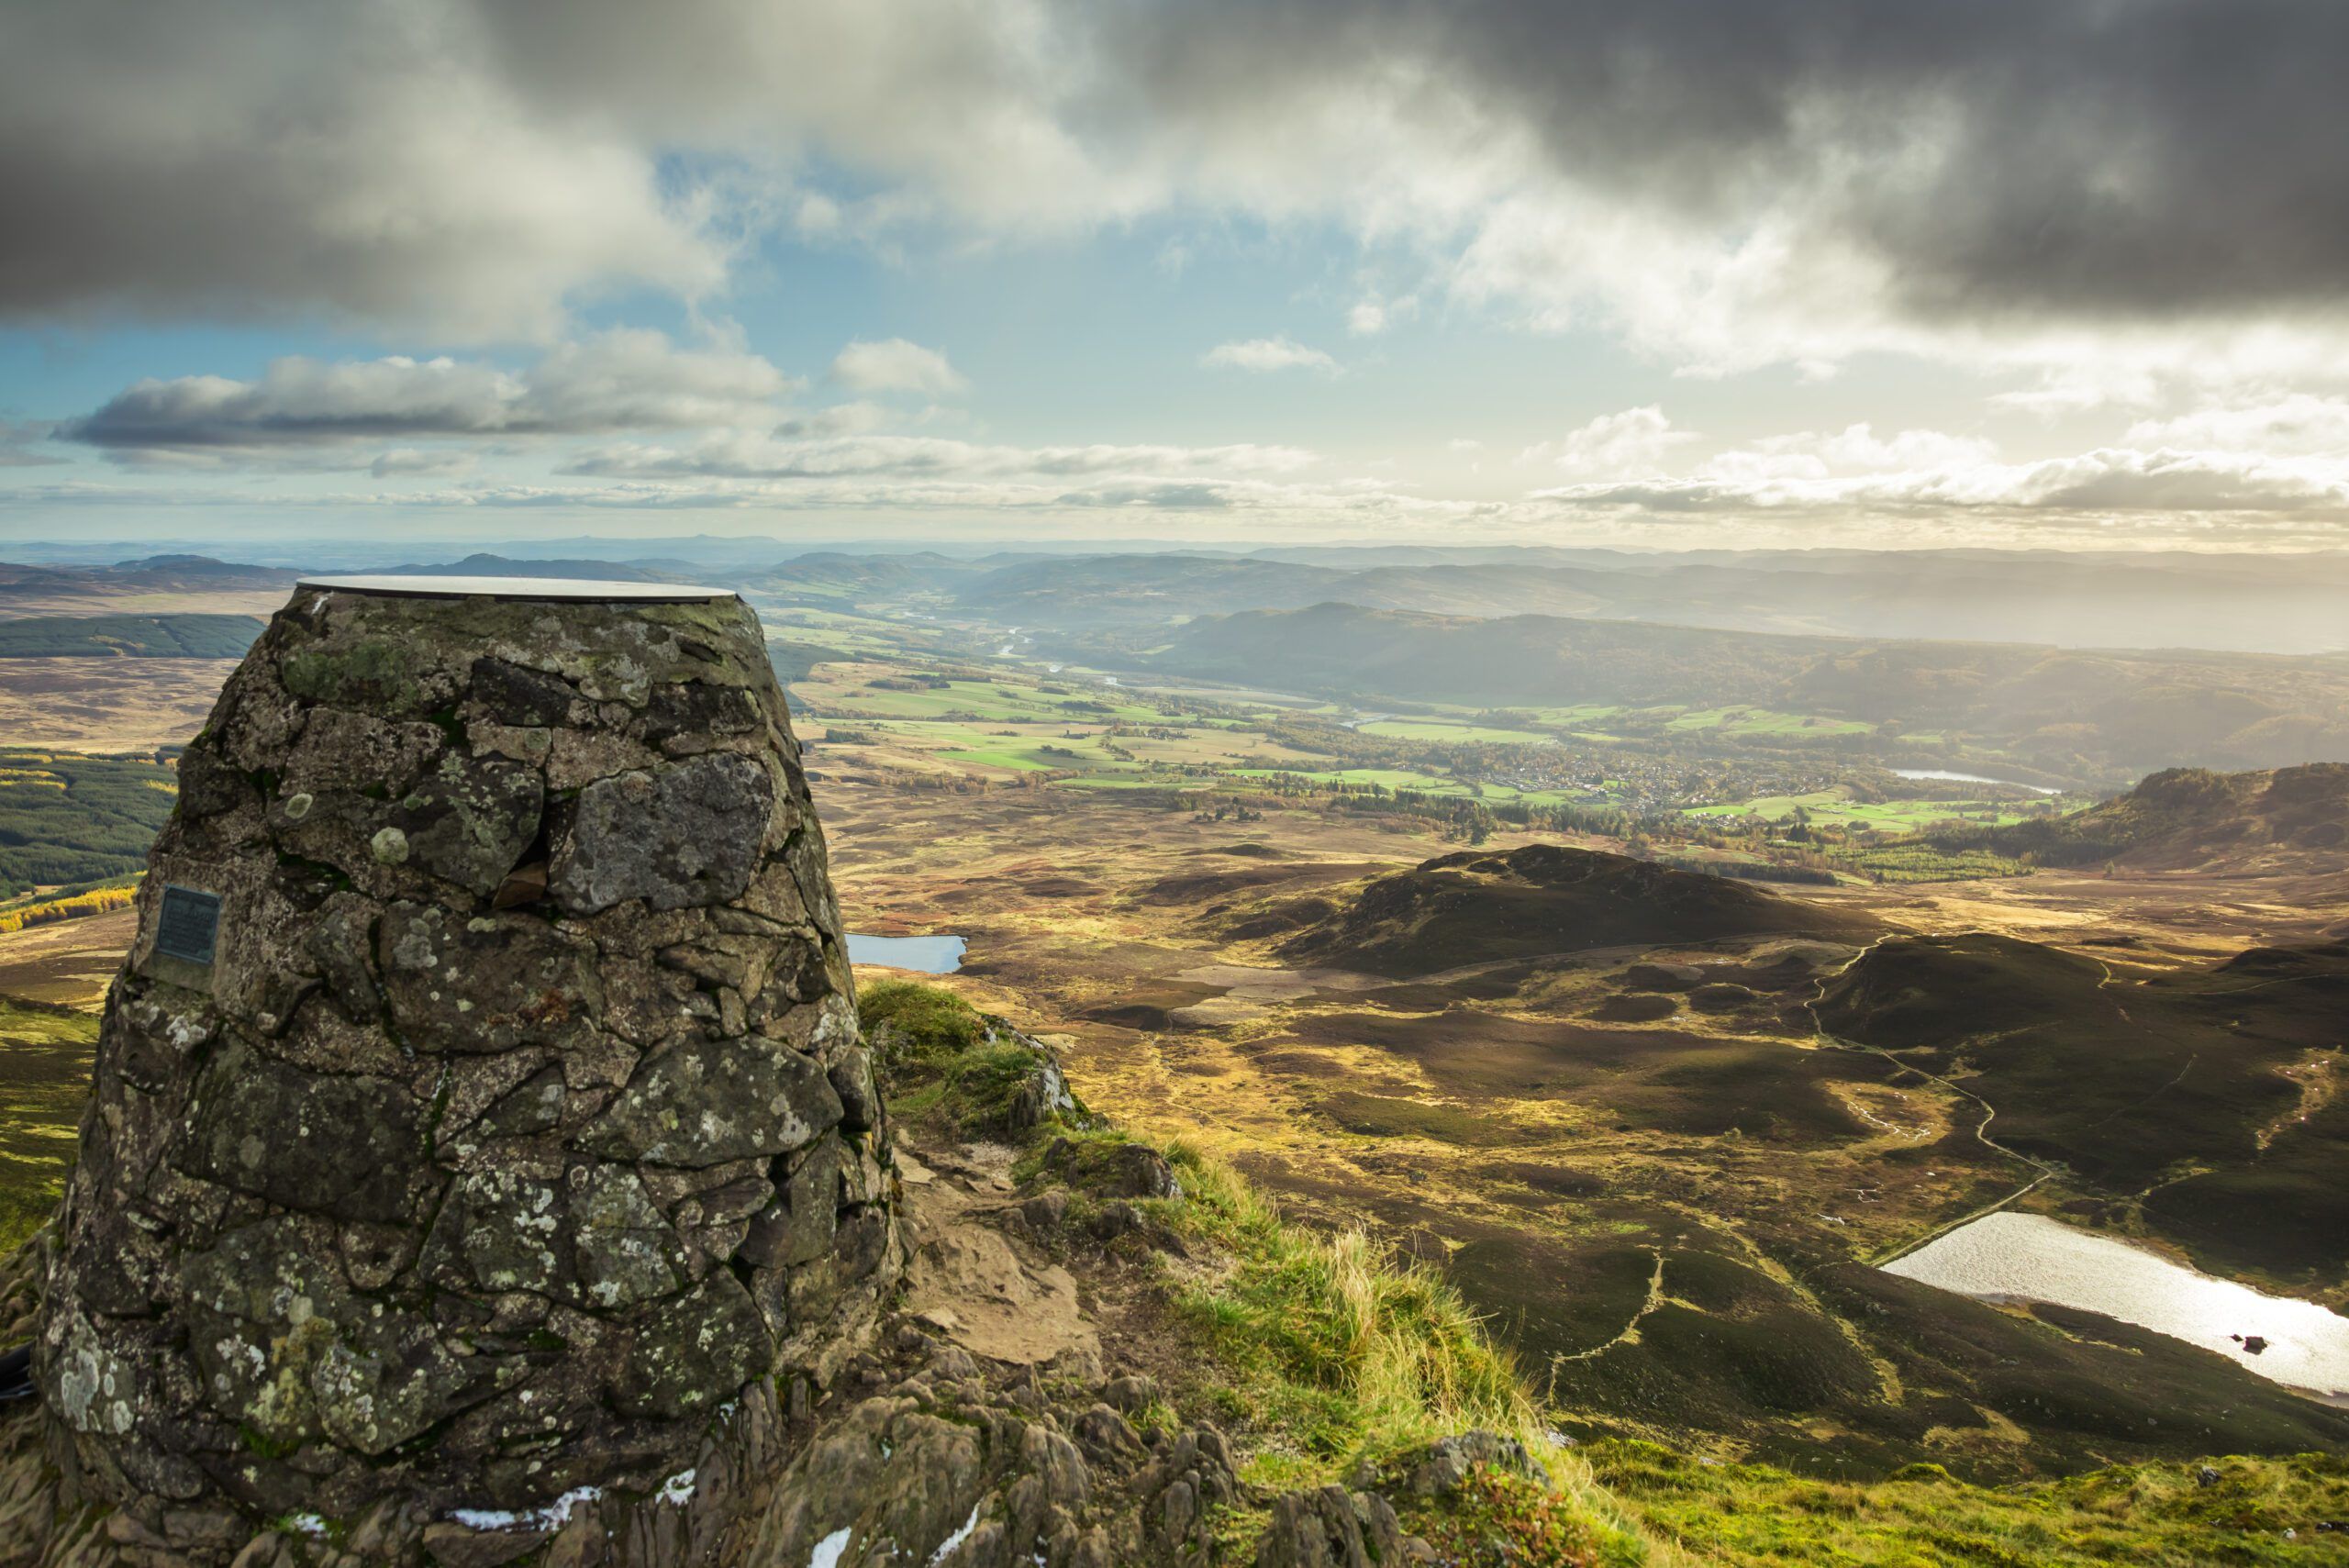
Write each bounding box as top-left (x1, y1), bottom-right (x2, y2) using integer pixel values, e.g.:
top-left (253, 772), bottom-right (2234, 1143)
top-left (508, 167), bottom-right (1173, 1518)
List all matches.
top-left (927, 1504), bottom-right (982, 1565)
top-left (282, 1514), bottom-right (328, 1539)
top-left (657, 1468), bottom-right (697, 1507)
top-left (447, 1484), bottom-right (602, 1533)
top-left (808, 1527), bottom-right (854, 1568)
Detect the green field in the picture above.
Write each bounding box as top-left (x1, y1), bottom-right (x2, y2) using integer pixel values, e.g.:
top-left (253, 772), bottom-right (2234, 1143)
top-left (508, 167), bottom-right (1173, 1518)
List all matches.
top-left (807, 675), bottom-right (1168, 726)
top-left (1355, 718), bottom-right (1559, 746)
top-left (1682, 788), bottom-right (2043, 832)
top-left (1230, 766), bottom-right (1571, 805)
top-left (940, 734), bottom-right (1129, 772)
top-left (1662, 706), bottom-right (1874, 737)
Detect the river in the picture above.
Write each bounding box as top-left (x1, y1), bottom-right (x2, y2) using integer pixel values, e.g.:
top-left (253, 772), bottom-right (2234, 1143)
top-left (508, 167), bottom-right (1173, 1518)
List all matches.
top-left (1887, 1212), bottom-right (2349, 1404)
top-left (1891, 767), bottom-right (2062, 795)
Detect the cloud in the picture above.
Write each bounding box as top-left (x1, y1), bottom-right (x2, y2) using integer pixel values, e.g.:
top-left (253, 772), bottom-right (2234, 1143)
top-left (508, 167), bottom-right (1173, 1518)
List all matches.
top-left (55, 330), bottom-right (794, 463)
top-left (0, 420), bottom-right (66, 468)
top-left (559, 433), bottom-right (1319, 481)
top-left (1347, 295), bottom-right (1414, 337)
top-left (2123, 395), bottom-right (2349, 457)
top-left (1201, 336), bottom-right (1337, 373)
top-left (772, 402), bottom-right (897, 439)
top-left (1521, 406), bottom-right (1695, 476)
top-left (1531, 447), bottom-right (2349, 518)
top-left (829, 339), bottom-right (967, 396)
top-left (0, 4), bottom-right (723, 340)
top-left (1696, 423), bottom-right (2000, 484)
top-left (8, 1), bottom-right (2349, 375)
top-left (370, 449), bottom-right (477, 479)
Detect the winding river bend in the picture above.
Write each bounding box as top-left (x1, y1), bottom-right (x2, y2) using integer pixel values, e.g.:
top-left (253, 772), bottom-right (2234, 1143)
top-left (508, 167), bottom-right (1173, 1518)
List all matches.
top-left (1887, 1213), bottom-right (2349, 1405)
top-left (1889, 766), bottom-right (2062, 795)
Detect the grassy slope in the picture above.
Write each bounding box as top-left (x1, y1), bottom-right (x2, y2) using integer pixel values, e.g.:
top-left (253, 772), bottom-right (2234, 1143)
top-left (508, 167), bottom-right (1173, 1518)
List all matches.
top-left (1594, 1443), bottom-right (2349, 1567)
top-left (0, 751), bottom-right (182, 895)
top-left (0, 998), bottom-right (93, 1253)
top-left (864, 980), bottom-right (2349, 1565)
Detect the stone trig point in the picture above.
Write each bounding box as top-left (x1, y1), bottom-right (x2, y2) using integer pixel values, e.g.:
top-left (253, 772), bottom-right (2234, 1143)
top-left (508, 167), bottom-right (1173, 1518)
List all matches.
top-left (32, 577), bottom-right (896, 1542)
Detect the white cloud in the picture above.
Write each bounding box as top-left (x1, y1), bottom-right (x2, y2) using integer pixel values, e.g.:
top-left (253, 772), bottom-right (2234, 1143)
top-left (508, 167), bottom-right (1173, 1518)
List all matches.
top-left (1347, 295), bottom-right (1415, 337)
top-left (1521, 406), bottom-right (1694, 476)
top-left (1201, 337), bottom-right (1337, 373)
top-left (829, 339), bottom-right (967, 397)
top-left (370, 449), bottom-right (477, 478)
top-left (2123, 395), bottom-right (2349, 457)
top-left (1531, 447), bottom-right (2349, 517)
top-left (1697, 424), bottom-right (2000, 484)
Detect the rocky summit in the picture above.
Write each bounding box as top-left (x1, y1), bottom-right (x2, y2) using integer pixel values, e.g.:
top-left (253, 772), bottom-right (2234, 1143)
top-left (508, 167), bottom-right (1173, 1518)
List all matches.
top-left (29, 581), bottom-right (895, 1539)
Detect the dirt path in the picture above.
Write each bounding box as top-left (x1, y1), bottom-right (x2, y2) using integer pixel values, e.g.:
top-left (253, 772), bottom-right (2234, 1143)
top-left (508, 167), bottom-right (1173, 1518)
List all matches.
top-left (1546, 1250), bottom-right (1666, 1383)
top-left (897, 1143), bottom-right (1101, 1370)
top-left (1801, 935), bottom-right (2063, 1265)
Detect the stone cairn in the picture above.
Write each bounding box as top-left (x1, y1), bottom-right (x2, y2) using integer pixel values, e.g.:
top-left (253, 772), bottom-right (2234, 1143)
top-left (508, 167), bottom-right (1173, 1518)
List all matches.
top-left (34, 578), bottom-right (896, 1530)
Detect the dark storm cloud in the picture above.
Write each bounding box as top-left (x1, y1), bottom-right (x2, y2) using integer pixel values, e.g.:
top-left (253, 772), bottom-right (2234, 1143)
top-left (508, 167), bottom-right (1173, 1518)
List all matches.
top-left (4, 0), bottom-right (2345, 336)
top-left (1102, 0), bottom-right (2349, 319)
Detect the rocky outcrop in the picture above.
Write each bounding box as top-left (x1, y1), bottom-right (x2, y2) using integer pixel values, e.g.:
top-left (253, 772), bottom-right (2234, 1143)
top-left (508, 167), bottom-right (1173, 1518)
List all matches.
top-left (27, 582), bottom-right (896, 1551)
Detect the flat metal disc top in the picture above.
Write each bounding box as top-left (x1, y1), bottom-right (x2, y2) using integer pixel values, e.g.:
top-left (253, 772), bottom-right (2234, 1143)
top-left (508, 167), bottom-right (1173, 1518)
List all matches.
top-left (296, 574), bottom-right (734, 603)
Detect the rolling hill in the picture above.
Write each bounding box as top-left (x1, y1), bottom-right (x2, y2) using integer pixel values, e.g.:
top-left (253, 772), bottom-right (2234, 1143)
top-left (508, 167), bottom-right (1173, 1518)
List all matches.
top-left (1277, 842), bottom-right (1872, 976)
top-left (1915, 763), bottom-right (2349, 872)
top-left (1816, 931), bottom-right (2349, 1286)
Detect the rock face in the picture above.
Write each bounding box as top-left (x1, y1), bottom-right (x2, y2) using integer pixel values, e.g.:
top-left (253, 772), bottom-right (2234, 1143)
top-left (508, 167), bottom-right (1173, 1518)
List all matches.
top-left (34, 579), bottom-right (896, 1529)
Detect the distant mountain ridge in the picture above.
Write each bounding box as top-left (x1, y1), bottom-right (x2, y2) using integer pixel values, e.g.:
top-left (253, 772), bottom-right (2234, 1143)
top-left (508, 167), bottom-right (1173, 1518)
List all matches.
top-left (0, 555), bottom-right (298, 602)
top-left (367, 551), bottom-right (685, 583)
top-left (1121, 602), bottom-right (2349, 777)
top-left (945, 548), bottom-right (2349, 654)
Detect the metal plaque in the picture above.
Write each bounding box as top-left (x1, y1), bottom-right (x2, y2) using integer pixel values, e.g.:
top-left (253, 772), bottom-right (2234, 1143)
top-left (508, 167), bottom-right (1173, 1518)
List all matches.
top-left (154, 884), bottom-right (222, 967)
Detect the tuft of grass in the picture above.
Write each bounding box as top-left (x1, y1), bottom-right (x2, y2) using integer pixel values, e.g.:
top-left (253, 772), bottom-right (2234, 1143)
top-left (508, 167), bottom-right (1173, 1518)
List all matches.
top-left (859, 979), bottom-right (1075, 1135)
top-left (859, 977), bottom-right (989, 1062)
top-left (1157, 1142), bottom-right (1535, 1459)
top-left (1408, 1469), bottom-right (1611, 1567)
top-left (1152, 1145), bottom-right (1675, 1562)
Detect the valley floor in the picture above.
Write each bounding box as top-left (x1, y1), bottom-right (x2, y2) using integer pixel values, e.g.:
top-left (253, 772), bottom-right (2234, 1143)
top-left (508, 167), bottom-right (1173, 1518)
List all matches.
top-left (4, 767), bottom-right (2344, 1494)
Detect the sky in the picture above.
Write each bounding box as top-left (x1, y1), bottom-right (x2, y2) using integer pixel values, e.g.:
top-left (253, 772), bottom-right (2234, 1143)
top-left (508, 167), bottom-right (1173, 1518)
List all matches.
top-left (4, 0), bottom-right (2349, 554)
